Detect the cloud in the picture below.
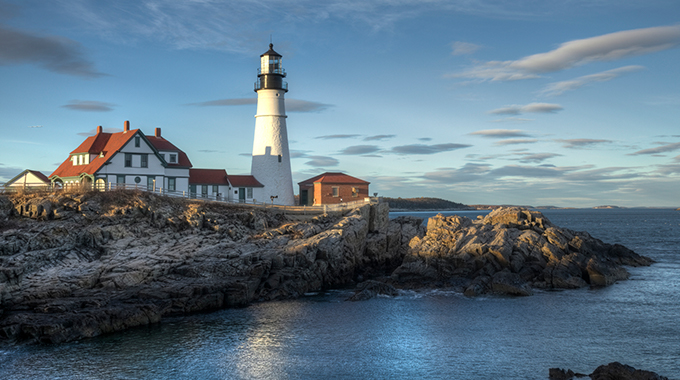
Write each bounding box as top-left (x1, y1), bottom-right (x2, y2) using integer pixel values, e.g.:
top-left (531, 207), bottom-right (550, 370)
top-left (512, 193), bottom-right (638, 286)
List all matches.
top-left (315, 134), bottom-right (361, 140)
top-left (469, 129), bottom-right (532, 138)
top-left (494, 139), bottom-right (538, 146)
top-left (286, 99), bottom-right (332, 112)
top-left (515, 152), bottom-right (562, 164)
top-left (305, 156), bottom-right (339, 167)
top-left (77, 127), bottom-right (121, 136)
top-left (62, 100), bottom-right (116, 112)
top-left (541, 65), bottom-right (644, 96)
top-left (0, 25), bottom-right (105, 78)
top-left (364, 134), bottom-right (395, 141)
top-left (488, 103), bottom-right (563, 115)
top-left (28, 125), bottom-right (43, 128)
top-left (450, 25), bottom-right (680, 82)
top-left (418, 137), bottom-right (432, 141)
top-left (556, 139), bottom-right (613, 149)
top-left (451, 41), bottom-right (480, 55)
top-left (339, 145), bottom-right (381, 155)
top-left (389, 143), bottom-right (471, 155)
top-left (490, 165), bottom-right (565, 178)
top-left (422, 163), bottom-right (492, 184)
top-left (197, 149), bottom-right (225, 153)
top-left (629, 142), bottom-right (680, 155)
top-left (187, 98), bottom-right (331, 112)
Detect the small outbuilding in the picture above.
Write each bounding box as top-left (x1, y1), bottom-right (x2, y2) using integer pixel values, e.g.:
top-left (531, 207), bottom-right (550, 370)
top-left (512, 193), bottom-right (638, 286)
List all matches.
top-left (298, 172), bottom-right (370, 206)
top-left (4, 170), bottom-right (50, 189)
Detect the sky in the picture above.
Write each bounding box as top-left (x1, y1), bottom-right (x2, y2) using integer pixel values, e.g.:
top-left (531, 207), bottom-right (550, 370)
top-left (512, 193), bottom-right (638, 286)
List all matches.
top-left (1, 0), bottom-right (679, 208)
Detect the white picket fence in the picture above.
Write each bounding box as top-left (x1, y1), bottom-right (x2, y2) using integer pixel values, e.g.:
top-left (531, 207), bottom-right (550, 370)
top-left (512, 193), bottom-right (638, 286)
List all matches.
top-left (0, 183), bottom-right (378, 214)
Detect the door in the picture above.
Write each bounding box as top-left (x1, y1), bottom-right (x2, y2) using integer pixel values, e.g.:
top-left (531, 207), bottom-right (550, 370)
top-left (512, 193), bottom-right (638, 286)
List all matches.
top-left (300, 190), bottom-right (308, 205)
top-left (238, 188), bottom-right (246, 202)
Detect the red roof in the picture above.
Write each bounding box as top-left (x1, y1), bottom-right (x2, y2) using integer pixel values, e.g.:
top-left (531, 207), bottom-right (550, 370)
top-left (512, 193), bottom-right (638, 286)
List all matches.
top-left (228, 175), bottom-right (264, 187)
top-left (190, 169), bottom-right (229, 185)
top-left (146, 136), bottom-right (192, 168)
top-left (51, 130), bottom-right (140, 179)
top-left (51, 127), bottom-right (192, 180)
top-left (298, 172), bottom-right (369, 186)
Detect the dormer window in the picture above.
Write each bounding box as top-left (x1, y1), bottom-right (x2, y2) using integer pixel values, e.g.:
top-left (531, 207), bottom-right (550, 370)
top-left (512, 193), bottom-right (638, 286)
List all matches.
top-left (135, 136), bottom-right (141, 148)
top-left (169, 154), bottom-right (177, 163)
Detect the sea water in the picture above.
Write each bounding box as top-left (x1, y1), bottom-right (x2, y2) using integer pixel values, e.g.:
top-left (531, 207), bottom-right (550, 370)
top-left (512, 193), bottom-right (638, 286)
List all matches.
top-left (1, 209), bottom-right (679, 379)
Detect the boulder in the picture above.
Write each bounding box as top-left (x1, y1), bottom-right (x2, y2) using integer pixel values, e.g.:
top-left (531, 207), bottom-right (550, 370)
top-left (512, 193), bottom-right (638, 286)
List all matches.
top-left (392, 207), bottom-right (652, 296)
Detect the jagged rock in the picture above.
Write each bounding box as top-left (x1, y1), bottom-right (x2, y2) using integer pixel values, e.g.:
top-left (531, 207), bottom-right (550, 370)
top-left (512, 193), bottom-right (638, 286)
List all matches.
top-left (550, 362), bottom-right (668, 380)
top-left (0, 191), bottom-right (423, 344)
top-left (392, 207), bottom-right (652, 296)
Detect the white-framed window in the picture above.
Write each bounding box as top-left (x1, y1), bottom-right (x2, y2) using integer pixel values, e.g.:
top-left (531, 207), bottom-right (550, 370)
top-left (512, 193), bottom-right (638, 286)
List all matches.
top-left (117, 175), bottom-right (125, 184)
top-left (332, 187), bottom-right (339, 197)
top-left (169, 154), bottom-right (177, 163)
top-left (125, 153), bottom-right (132, 167)
top-left (135, 136), bottom-right (141, 147)
top-left (141, 154), bottom-right (148, 168)
top-left (247, 188), bottom-right (253, 198)
top-left (168, 177), bottom-right (176, 191)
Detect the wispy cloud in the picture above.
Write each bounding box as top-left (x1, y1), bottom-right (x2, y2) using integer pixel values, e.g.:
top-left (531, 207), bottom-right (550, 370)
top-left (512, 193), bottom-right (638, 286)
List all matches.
top-left (339, 145), bottom-right (381, 155)
top-left (28, 125), bottom-right (43, 128)
top-left (305, 155), bottom-right (339, 167)
top-left (450, 25), bottom-right (680, 82)
top-left (541, 65), bottom-right (644, 96)
top-left (62, 100), bottom-right (116, 112)
top-left (0, 25), bottom-right (105, 78)
top-left (286, 99), bottom-right (332, 112)
top-left (556, 139), bottom-right (613, 149)
top-left (515, 152), bottom-right (562, 164)
top-left (629, 142), bottom-right (680, 155)
top-left (418, 137), bottom-right (432, 141)
top-left (490, 117), bottom-right (534, 123)
top-left (451, 41), bottom-right (480, 55)
top-left (488, 103), bottom-right (563, 115)
top-left (390, 143), bottom-right (471, 155)
top-left (495, 139), bottom-right (538, 146)
top-left (364, 134), bottom-right (395, 141)
top-left (187, 98), bottom-right (330, 112)
top-left (469, 129), bottom-right (532, 138)
top-left (315, 134), bottom-right (361, 140)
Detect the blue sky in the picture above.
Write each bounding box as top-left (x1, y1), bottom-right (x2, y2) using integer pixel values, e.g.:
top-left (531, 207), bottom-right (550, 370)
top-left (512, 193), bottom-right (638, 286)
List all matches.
top-left (1, 0), bottom-right (679, 207)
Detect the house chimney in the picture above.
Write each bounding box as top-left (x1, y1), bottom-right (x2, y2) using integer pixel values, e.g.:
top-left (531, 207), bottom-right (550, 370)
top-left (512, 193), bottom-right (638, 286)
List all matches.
top-left (96, 125), bottom-right (102, 134)
top-left (155, 127), bottom-right (161, 137)
top-left (124, 120), bottom-right (130, 132)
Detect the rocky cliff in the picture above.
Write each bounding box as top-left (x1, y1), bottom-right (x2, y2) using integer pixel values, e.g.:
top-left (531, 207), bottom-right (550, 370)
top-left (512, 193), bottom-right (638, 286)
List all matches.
top-left (391, 208), bottom-right (653, 296)
top-left (0, 192), bottom-right (653, 345)
top-left (0, 190), bottom-right (423, 344)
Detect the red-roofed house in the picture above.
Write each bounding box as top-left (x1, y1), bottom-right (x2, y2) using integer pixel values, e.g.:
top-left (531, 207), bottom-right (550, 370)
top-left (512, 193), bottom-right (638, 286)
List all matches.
top-left (4, 169), bottom-right (50, 189)
top-left (50, 121), bottom-right (192, 193)
top-left (298, 172), bottom-right (370, 205)
top-left (189, 169), bottom-right (264, 202)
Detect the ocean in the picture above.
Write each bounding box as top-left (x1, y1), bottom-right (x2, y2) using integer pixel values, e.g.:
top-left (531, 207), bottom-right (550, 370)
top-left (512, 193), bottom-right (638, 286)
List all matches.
top-left (1, 208), bottom-right (679, 379)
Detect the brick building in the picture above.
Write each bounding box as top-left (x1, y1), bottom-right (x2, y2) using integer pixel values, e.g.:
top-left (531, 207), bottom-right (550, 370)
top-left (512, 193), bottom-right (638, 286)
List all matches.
top-left (297, 172), bottom-right (370, 206)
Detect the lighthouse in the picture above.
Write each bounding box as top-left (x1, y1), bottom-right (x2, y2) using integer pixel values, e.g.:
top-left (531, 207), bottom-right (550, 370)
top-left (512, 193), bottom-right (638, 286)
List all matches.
top-left (250, 43), bottom-right (295, 205)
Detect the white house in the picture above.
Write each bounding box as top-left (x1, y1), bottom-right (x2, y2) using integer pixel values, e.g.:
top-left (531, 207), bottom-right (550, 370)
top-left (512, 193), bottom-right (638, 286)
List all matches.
top-left (4, 169), bottom-right (50, 189)
top-left (50, 121), bottom-right (192, 194)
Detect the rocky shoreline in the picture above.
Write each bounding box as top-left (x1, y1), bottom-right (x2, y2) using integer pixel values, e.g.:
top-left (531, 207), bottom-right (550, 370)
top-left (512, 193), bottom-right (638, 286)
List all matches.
top-left (0, 190), bottom-right (653, 345)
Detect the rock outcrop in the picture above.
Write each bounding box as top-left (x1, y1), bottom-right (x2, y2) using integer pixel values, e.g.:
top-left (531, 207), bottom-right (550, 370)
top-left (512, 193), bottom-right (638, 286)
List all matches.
top-left (1, 193), bottom-right (653, 344)
top-left (550, 362), bottom-right (668, 380)
top-left (0, 190), bottom-right (423, 344)
top-left (391, 207), bottom-right (653, 296)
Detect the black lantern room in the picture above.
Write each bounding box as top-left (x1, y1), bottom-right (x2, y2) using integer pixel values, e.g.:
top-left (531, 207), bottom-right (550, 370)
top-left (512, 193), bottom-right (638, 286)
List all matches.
top-left (255, 43), bottom-right (288, 92)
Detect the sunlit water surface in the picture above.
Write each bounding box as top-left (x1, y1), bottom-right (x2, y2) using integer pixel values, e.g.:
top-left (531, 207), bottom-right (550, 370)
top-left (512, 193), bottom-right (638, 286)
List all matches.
top-left (1, 209), bottom-right (679, 379)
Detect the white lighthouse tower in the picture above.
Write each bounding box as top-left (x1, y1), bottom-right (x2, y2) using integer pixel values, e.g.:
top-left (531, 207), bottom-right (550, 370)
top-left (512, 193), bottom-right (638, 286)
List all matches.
top-left (250, 43), bottom-right (295, 205)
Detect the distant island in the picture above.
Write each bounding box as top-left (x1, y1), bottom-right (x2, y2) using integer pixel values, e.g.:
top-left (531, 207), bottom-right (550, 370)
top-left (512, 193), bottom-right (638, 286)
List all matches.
top-left (383, 197), bottom-right (473, 211)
